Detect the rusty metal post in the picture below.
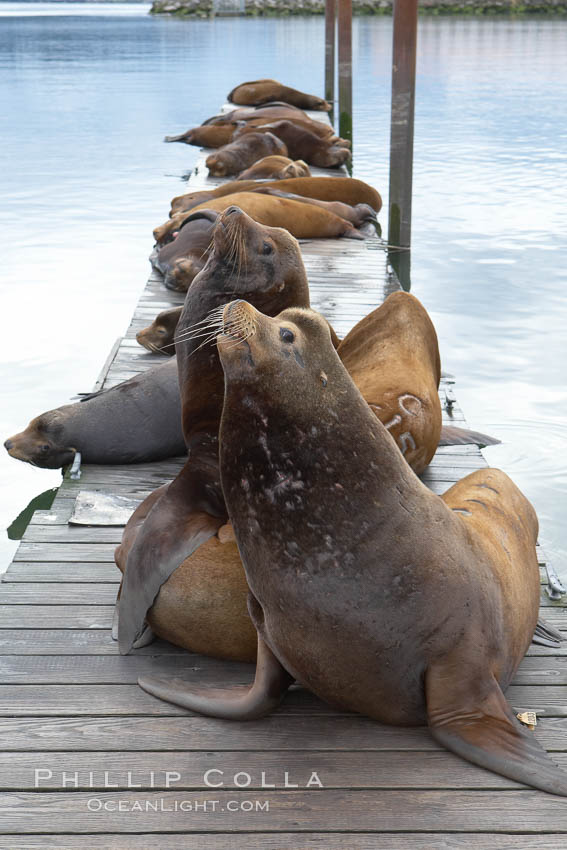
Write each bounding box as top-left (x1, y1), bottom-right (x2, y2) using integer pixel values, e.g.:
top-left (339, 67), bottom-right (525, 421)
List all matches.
top-left (325, 0), bottom-right (336, 122)
top-left (337, 0), bottom-right (352, 146)
top-left (388, 0), bottom-right (418, 289)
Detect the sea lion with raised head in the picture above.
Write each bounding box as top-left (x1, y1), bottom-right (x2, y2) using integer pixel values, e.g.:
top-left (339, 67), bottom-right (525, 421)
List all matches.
top-left (238, 156), bottom-right (311, 180)
top-left (169, 176), bottom-right (382, 221)
top-left (4, 358), bottom-right (183, 468)
top-left (152, 210), bottom-right (218, 292)
top-left (206, 132), bottom-right (288, 178)
top-left (235, 120), bottom-right (351, 168)
top-left (116, 207), bottom-right (313, 657)
top-left (139, 300), bottom-right (567, 798)
top-left (136, 307), bottom-right (183, 355)
top-left (228, 79), bottom-right (331, 111)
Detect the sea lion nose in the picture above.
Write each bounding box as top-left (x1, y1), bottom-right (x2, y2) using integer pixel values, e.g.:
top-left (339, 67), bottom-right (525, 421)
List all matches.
top-left (4, 439), bottom-right (14, 451)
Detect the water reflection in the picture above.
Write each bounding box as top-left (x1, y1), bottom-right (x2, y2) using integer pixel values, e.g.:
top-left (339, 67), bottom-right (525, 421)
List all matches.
top-left (1, 10), bottom-right (566, 579)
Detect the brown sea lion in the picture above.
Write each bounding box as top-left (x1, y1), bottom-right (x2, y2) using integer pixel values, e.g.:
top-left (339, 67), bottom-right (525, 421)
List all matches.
top-left (202, 102), bottom-right (308, 126)
top-left (136, 307), bottom-right (182, 355)
top-left (228, 79), bottom-right (331, 111)
top-left (237, 156), bottom-right (311, 180)
top-left (116, 207), bottom-right (313, 657)
top-left (164, 124), bottom-right (235, 147)
top-left (206, 132), bottom-right (288, 177)
top-left (235, 120), bottom-right (351, 168)
top-left (4, 358), bottom-right (183, 468)
top-left (183, 192), bottom-right (366, 240)
top-left (169, 176), bottom-right (382, 219)
top-left (152, 210), bottom-right (217, 291)
top-left (139, 300), bottom-right (567, 798)
top-left (252, 187), bottom-right (377, 229)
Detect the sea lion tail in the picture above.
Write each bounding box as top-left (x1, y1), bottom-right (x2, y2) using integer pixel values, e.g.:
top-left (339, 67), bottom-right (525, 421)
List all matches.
top-left (163, 133), bottom-right (189, 143)
top-left (138, 635), bottom-right (294, 719)
top-left (427, 664), bottom-right (567, 796)
top-left (439, 425), bottom-right (501, 448)
top-left (533, 617), bottom-right (563, 647)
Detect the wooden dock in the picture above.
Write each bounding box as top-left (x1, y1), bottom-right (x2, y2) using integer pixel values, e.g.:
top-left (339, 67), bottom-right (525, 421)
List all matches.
top-left (1, 111), bottom-right (567, 847)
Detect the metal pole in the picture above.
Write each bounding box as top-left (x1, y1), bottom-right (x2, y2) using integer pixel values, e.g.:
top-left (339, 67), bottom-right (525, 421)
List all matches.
top-left (324, 0), bottom-right (336, 123)
top-left (337, 0), bottom-right (352, 146)
top-left (388, 0), bottom-right (418, 274)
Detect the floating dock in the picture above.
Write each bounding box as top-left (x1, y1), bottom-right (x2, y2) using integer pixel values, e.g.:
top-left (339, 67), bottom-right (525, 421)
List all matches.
top-left (1, 111), bottom-right (566, 847)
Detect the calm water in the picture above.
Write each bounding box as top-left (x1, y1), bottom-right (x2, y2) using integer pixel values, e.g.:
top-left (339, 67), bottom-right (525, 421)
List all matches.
top-left (1, 6), bottom-right (566, 578)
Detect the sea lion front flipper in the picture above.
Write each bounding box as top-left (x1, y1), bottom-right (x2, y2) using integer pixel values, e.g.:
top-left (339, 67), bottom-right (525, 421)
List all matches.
top-left (426, 663), bottom-right (567, 796)
top-left (118, 492), bottom-right (224, 655)
top-left (138, 635), bottom-right (294, 720)
top-left (439, 425), bottom-right (501, 448)
top-left (533, 616), bottom-right (563, 647)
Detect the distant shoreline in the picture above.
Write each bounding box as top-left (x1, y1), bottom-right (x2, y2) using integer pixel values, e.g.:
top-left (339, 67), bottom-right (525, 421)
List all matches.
top-left (150, 0), bottom-right (567, 17)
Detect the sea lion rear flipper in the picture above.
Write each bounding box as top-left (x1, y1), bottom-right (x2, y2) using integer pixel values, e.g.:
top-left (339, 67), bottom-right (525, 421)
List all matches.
top-left (138, 635), bottom-right (293, 720)
top-left (533, 616), bottom-right (563, 647)
top-left (439, 425), bottom-right (501, 448)
top-left (118, 494), bottom-right (224, 655)
top-left (426, 663), bottom-right (567, 796)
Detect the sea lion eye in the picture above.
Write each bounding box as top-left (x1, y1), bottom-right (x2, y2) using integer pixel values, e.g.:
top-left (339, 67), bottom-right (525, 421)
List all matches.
top-left (280, 328), bottom-right (295, 343)
top-left (262, 242), bottom-right (273, 255)
top-left (40, 444), bottom-right (50, 454)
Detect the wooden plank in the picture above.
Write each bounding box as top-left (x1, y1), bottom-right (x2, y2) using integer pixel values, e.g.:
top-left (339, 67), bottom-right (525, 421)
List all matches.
top-left (3, 564), bottom-right (121, 582)
top-left (1, 654), bottom-right (567, 687)
top-left (0, 631), bottom-right (181, 656)
top-left (2, 789), bottom-right (567, 833)
top-left (0, 606), bottom-right (114, 628)
top-left (0, 585), bottom-right (118, 604)
top-left (4, 750), bottom-right (567, 791)
top-left (0, 837), bottom-right (565, 850)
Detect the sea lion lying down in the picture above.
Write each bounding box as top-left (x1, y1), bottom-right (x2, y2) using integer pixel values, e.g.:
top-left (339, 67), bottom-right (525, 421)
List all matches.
top-left (138, 299), bottom-right (567, 799)
top-left (228, 79), bottom-right (331, 111)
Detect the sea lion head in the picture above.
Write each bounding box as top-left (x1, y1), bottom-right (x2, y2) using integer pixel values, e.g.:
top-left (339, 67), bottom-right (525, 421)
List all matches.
top-left (217, 301), bottom-right (338, 398)
top-left (190, 206), bottom-right (310, 315)
top-left (4, 412), bottom-right (77, 469)
top-left (136, 307), bottom-right (180, 354)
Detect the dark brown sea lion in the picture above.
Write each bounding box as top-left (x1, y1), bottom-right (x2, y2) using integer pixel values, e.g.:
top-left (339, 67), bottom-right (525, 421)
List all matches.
top-left (228, 79), bottom-right (331, 111)
top-left (4, 358), bottom-right (183, 468)
top-left (139, 300), bottom-right (567, 798)
top-left (206, 132), bottom-right (288, 177)
top-left (169, 176), bottom-right (382, 220)
top-left (235, 120), bottom-right (351, 168)
top-left (238, 156), bottom-right (311, 180)
top-left (136, 307), bottom-right (182, 355)
top-left (152, 210), bottom-right (217, 291)
top-left (202, 102), bottom-right (308, 126)
top-left (116, 207), bottom-right (313, 657)
top-left (184, 192), bottom-right (366, 240)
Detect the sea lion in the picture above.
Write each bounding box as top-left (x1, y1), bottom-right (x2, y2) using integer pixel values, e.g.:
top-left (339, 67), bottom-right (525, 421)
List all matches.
top-left (181, 192), bottom-right (366, 241)
top-left (235, 120), bottom-right (351, 168)
top-left (139, 300), bottom-right (567, 798)
top-left (228, 79), bottom-right (331, 111)
top-left (136, 307), bottom-right (182, 355)
top-left (169, 176), bottom-right (382, 219)
top-left (202, 102), bottom-right (308, 126)
top-left (252, 187), bottom-right (377, 229)
top-left (116, 207), bottom-right (313, 657)
top-left (152, 210), bottom-right (218, 292)
top-left (238, 156), bottom-right (311, 180)
top-left (164, 124), bottom-right (235, 147)
top-left (206, 132), bottom-right (288, 177)
top-left (4, 358), bottom-right (183, 468)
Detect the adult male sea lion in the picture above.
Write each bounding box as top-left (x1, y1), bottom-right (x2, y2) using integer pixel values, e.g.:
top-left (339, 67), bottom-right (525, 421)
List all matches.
top-left (206, 132), bottom-right (288, 177)
top-left (136, 307), bottom-right (182, 355)
top-left (116, 207), bottom-right (313, 657)
top-left (238, 156), bottom-right (311, 180)
top-left (235, 120), bottom-right (351, 168)
top-left (152, 210), bottom-right (217, 292)
top-left (4, 358), bottom-right (183, 468)
top-left (139, 300), bottom-right (567, 797)
top-left (169, 176), bottom-right (382, 220)
top-left (228, 79), bottom-right (331, 111)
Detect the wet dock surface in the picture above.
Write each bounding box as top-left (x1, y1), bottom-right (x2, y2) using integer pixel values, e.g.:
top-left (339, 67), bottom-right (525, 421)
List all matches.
top-left (1, 110), bottom-right (566, 847)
